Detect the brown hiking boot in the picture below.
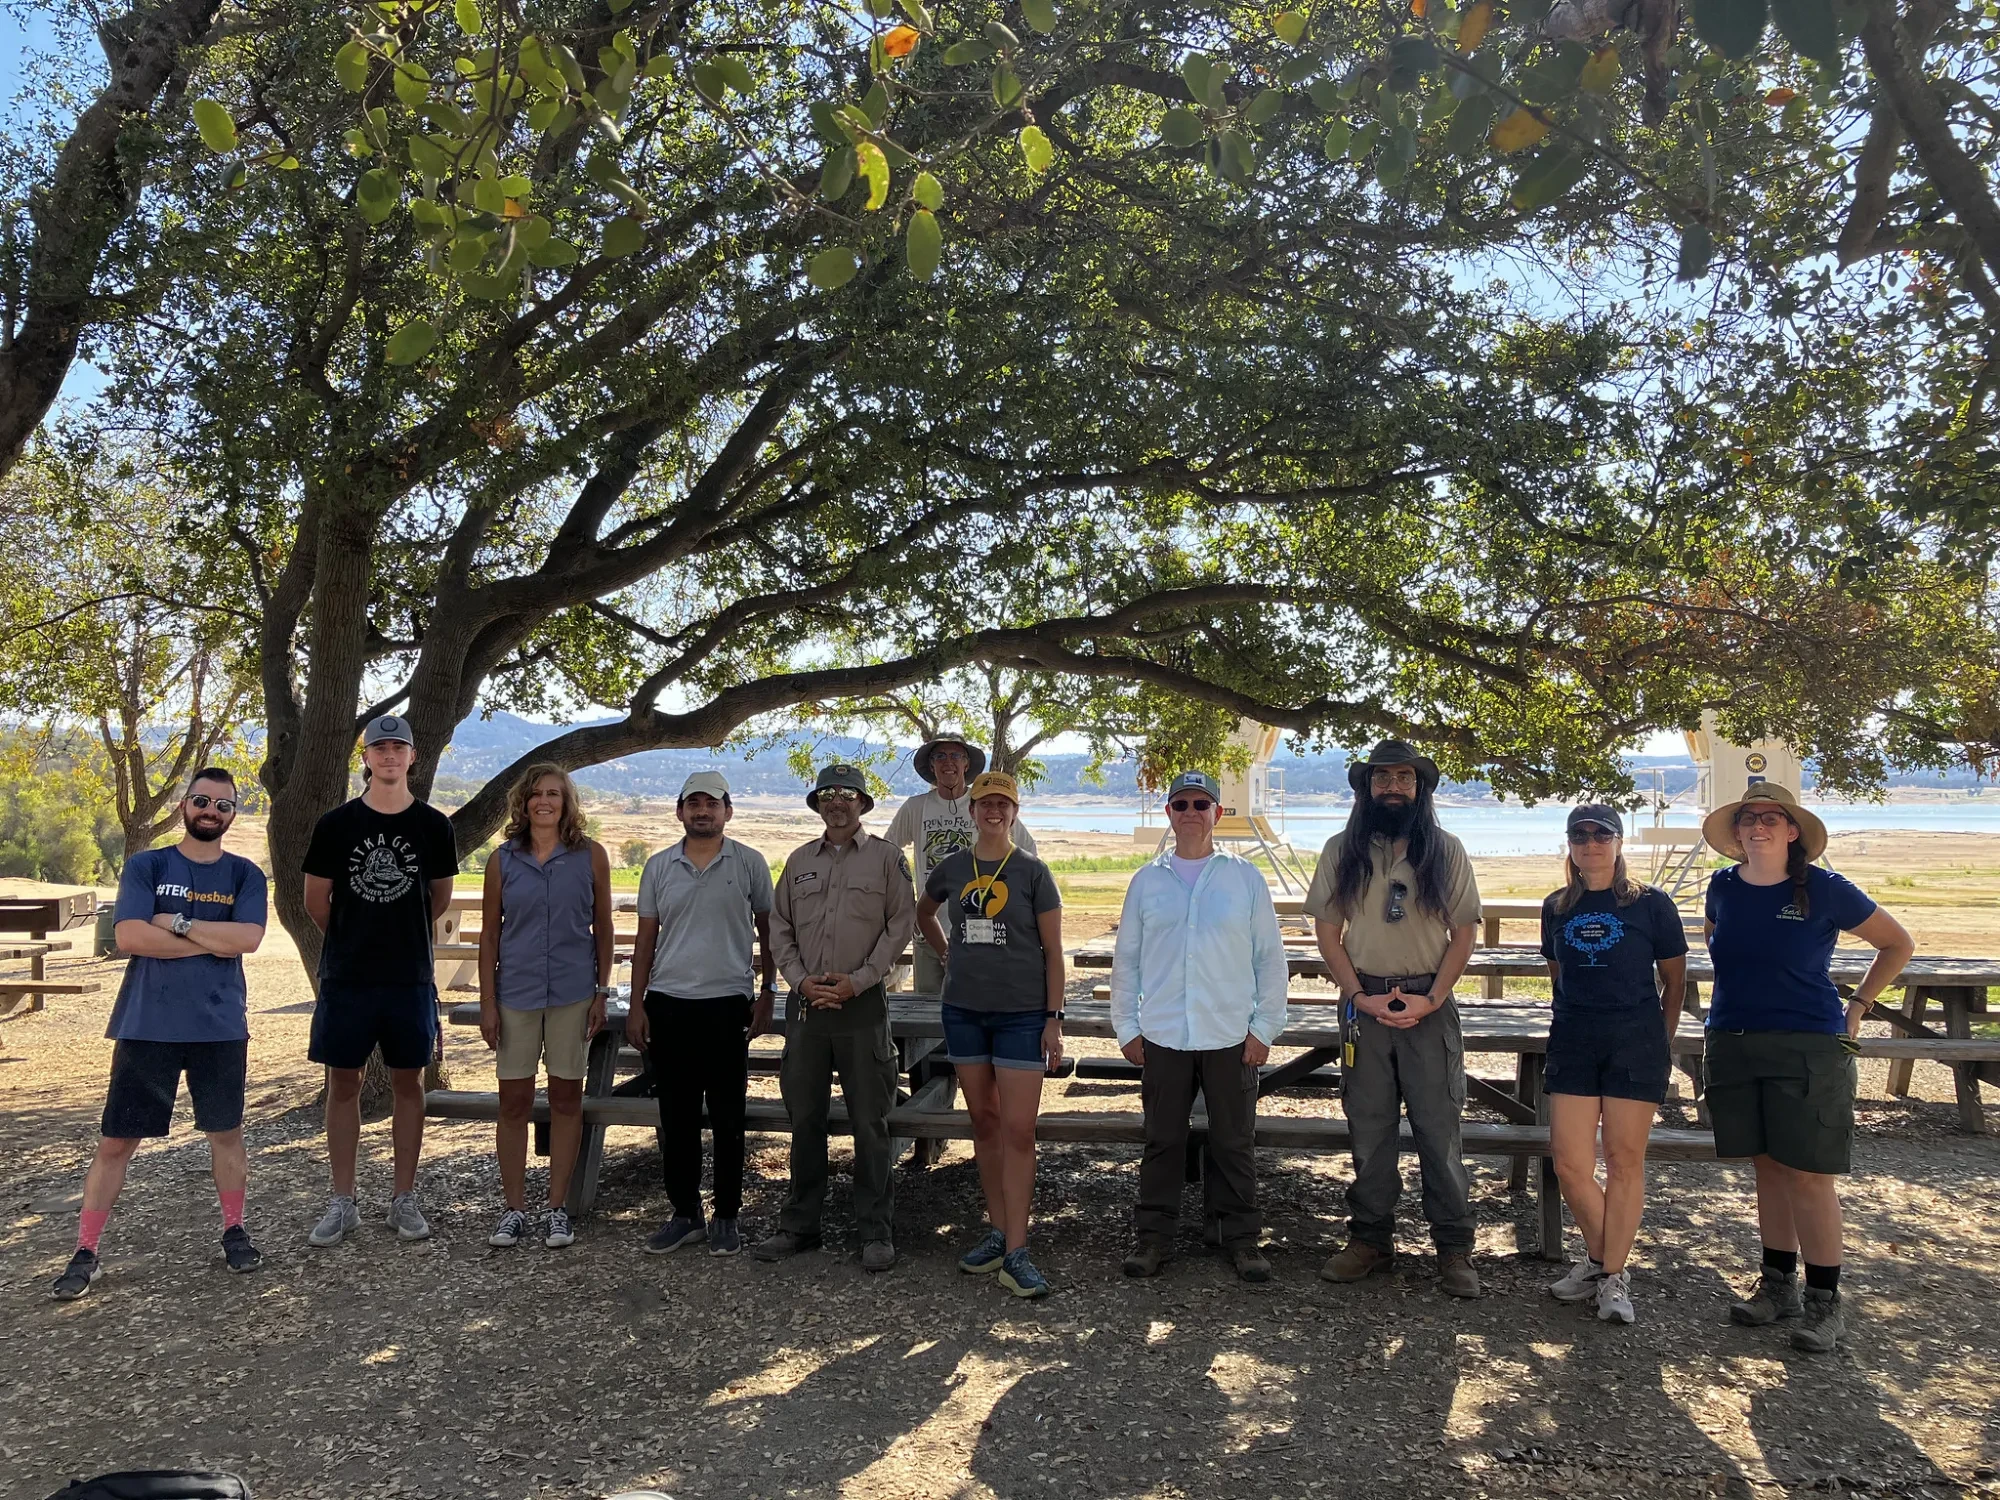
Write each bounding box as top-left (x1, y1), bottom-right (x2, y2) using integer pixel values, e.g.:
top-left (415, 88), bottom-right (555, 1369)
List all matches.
top-left (1320, 1239), bottom-right (1394, 1282)
top-left (1439, 1252), bottom-right (1482, 1299)
top-left (1122, 1241), bottom-right (1172, 1278)
top-left (1230, 1244), bottom-right (1272, 1283)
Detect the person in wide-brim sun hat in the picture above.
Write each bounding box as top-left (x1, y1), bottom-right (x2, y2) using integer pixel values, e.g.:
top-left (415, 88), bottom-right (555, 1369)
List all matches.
top-left (1701, 782), bottom-right (1827, 862)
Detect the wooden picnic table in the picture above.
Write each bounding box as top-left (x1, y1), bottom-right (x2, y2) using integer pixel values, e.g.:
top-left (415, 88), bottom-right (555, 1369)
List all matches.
top-left (0, 886), bottom-right (100, 1019)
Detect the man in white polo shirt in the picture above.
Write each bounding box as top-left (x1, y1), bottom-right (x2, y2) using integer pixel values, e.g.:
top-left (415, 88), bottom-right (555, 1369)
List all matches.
top-left (884, 731), bottom-right (1036, 994)
top-left (626, 771), bottom-right (776, 1258)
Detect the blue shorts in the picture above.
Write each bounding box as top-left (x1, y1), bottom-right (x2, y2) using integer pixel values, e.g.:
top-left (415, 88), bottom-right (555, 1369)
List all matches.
top-left (941, 1002), bottom-right (1048, 1072)
top-left (308, 984), bottom-right (440, 1071)
top-left (1545, 1008), bottom-right (1671, 1104)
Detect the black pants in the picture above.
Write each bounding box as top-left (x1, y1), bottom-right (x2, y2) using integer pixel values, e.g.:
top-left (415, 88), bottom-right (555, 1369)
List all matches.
top-left (646, 991), bottom-right (752, 1220)
top-left (1135, 1040), bottom-right (1261, 1249)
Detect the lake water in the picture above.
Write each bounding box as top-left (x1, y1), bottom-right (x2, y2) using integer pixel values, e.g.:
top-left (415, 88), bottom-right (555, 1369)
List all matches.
top-left (1026, 801), bottom-right (2000, 858)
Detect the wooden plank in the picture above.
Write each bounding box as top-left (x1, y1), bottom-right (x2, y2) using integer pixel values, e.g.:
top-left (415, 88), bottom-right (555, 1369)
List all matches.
top-left (0, 980), bottom-right (100, 997)
top-left (1886, 985), bottom-right (1923, 1097)
top-left (1942, 987), bottom-right (1989, 1135)
top-left (1468, 1074), bottom-right (1537, 1126)
top-left (566, 1029), bottom-right (623, 1218)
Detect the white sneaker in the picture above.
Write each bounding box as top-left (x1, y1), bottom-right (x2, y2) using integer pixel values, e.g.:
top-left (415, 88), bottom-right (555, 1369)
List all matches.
top-left (1549, 1256), bottom-right (1604, 1302)
top-left (308, 1196), bottom-right (360, 1247)
top-left (387, 1192), bottom-right (432, 1241)
top-left (1595, 1269), bottom-right (1635, 1324)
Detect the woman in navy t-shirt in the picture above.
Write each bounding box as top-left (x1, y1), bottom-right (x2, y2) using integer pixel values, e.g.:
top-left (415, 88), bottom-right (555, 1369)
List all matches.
top-left (1539, 804), bottom-right (1689, 1325)
top-left (1700, 783), bottom-right (1910, 1355)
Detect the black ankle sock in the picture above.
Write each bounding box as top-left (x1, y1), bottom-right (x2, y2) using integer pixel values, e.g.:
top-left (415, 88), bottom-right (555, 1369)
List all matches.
top-left (1762, 1247), bottom-right (1799, 1277)
top-left (1804, 1262), bottom-right (1840, 1293)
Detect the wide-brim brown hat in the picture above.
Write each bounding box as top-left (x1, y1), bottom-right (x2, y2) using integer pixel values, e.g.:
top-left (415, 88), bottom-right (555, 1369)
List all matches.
top-left (913, 732), bottom-right (987, 784)
top-left (1346, 737), bottom-right (1440, 795)
top-left (1702, 781), bottom-right (1826, 861)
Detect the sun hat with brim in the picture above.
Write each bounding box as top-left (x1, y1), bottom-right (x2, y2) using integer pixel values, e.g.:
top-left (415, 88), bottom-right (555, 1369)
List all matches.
top-left (967, 770), bottom-right (1019, 806)
top-left (1702, 782), bottom-right (1826, 862)
top-left (807, 763), bottom-right (874, 814)
top-left (1346, 737), bottom-right (1440, 795)
top-left (913, 732), bottom-right (988, 784)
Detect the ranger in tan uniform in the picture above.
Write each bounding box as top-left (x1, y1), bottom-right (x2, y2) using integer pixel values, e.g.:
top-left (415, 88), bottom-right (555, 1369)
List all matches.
top-left (754, 764), bottom-right (918, 1271)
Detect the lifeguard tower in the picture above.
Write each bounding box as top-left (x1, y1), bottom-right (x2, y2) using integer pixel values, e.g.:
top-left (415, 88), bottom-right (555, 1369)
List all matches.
top-left (1638, 711), bottom-right (1808, 901)
top-left (1134, 719), bottom-right (1314, 892)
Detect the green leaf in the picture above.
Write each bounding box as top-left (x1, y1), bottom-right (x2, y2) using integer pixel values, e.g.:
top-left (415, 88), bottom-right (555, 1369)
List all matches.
top-left (1217, 128), bottom-right (1254, 183)
top-left (336, 41), bottom-right (372, 92)
top-left (1771, 0), bottom-right (1841, 61)
top-left (897, 0), bottom-right (936, 26)
top-left (1245, 87), bottom-right (1284, 128)
top-left (528, 95), bottom-right (562, 131)
top-left (1349, 120), bottom-right (1382, 161)
top-left (448, 234), bottom-right (489, 271)
top-left (1180, 55), bottom-right (1224, 108)
top-left (1278, 56), bottom-right (1319, 85)
top-left (717, 55), bottom-right (754, 95)
top-left (392, 64), bottom-right (431, 112)
top-left (1022, 0), bottom-right (1057, 31)
top-left (608, 0), bottom-right (634, 11)
top-left (1386, 35), bottom-right (1441, 90)
top-left (1018, 124), bottom-right (1053, 173)
top-left (409, 197), bottom-right (445, 226)
top-left (992, 63), bottom-right (1023, 107)
top-left (1161, 107), bottom-right (1204, 147)
top-left (1689, 0), bottom-right (1768, 58)
top-left (1444, 92), bottom-right (1496, 155)
top-left (192, 100), bottom-right (236, 153)
top-left (474, 177), bottom-right (505, 214)
top-left (453, 0), bottom-right (482, 33)
top-left (1677, 221), bottom-right (1715, 280)
top-left (552, 44), bottom-right (586, 92)
top-left (911, 169), bottom-right (943, 210)
top-left (857, 140), bottom-right (891, 209)
top-left (1321, 118), bottom-right (1351, 158)
top-left (906, 207), bottom-right (942, 279)
top-left (514, 214), bottom-right (552, 247)
top-left (942, 40), bottom-right (994, 65)
top-left (357, 167), bottom-right (400, 222)
top-left (384, 319), bottom-right (437, 364)
top-left (1273, 10), bottom-right (1308, 45)
top-left (527, 237), bottom-right (578, 267)
top-left (807, 246), bottom-right (862, 288)
top-left (459, 271), bottom-right (515, 300)
top-left (985, 20), bottom-right (1021, 50)
top-left (860, 82), bottom-right (891, 125)
top-left (1511, 145), bottom-right (1587, 209)
top-left (691, 62), bottom-right (724, 101)
top-left (1308, 77), bottom-right (1343, 112)
top-left (821, 146), bottom-right (856, 200)
top-left (602, 216), bottom-right (646, 256)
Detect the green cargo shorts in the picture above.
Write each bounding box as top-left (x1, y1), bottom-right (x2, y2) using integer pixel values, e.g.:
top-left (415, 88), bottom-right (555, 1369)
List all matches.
top-left (1703, 1029), bottom-right (1856, 1175)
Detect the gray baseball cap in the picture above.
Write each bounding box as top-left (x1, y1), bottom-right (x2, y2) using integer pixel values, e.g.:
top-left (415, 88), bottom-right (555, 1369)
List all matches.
top-left (1165, 770), bottom-right (1222, 803)
top-left (679, 770), bottom-right (730, 802)
top-left (362, 714), bottom-right (415, 748)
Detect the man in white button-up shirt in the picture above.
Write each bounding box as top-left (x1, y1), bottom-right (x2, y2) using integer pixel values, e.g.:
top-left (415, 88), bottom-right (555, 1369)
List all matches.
top-left (1111, 771), bottom-right (1289, 1282)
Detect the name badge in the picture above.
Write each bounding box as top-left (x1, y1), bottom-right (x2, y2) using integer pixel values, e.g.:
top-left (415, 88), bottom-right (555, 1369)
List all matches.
top-left (963, 918), bottom-right (1001, 945)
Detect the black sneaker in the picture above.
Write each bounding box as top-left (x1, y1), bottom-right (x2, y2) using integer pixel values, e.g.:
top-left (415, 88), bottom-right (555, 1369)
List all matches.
top-left (708, 1217), bottom-right (742, 1256)
top-left (222, 1225), bottom-right (263, 1274)
top-left (645, 1214), bottom-right (706, 1254)
top-left (52, 1247), bottom-right (100, 1301)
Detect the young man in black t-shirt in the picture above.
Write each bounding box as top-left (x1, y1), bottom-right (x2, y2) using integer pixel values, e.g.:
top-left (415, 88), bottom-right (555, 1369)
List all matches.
top-left (303, 715), bottom-right (459, 1246)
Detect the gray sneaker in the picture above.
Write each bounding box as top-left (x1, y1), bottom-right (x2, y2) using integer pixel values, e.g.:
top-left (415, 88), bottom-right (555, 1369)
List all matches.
top-left (1595, 1269), bottom-right (1635, 1324)
top-left (308, 1196), bottom-right (360, 1247)
top-left (1549, 1256), bottom-right (1605, 1303)
top-left (387, 1193), bottom-right (431, 1242)
top-left (1790, 1287), bottom-right (1845, 1352)
top-left (1729, 1269), bottom-right (1803, 1325)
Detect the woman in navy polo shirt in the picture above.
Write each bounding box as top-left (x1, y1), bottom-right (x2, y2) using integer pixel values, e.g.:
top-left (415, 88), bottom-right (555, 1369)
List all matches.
top-left (1701, 783), bottom-right (1910, 1355)
top-left (1540, 804), bottom-right (1688, 1325)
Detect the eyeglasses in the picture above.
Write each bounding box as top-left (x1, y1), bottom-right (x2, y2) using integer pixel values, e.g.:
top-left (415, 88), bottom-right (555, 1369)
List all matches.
top-left (817, 787), bottom-right (862, 803)
top-left (1735, 810), bottom-right (1790, 829)
top-left (1169, 798), bottom-right (1213, 813)
top-left (1385, 880), bottom-right (1407, 923)
top-left (1568, 828), bottom-right (1616, 845)
top-left (187, 795), bottom-right (237, 814)
top-left (931, 748), bottom-right (969, 762)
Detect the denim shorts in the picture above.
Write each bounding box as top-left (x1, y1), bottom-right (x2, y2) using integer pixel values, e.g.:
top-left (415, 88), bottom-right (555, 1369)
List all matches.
top-left (940, 1002), bottom-right (1048, 1072)
top-left (1544, 1008), bottom-right (1671, 1103)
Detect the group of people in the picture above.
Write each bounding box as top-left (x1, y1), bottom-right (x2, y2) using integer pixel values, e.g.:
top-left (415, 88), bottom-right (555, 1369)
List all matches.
top-left (52, 722), bottom-right (1916, 1353)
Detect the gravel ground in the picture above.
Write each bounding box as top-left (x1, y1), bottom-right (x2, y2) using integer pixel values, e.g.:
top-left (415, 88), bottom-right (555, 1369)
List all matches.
top-left (3, 948), bottom-right (1999, 1500)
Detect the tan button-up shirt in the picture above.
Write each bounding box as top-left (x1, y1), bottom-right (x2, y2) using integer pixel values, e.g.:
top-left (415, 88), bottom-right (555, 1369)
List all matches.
top-left (771, 828), bottom-right (917, 993)
top-left (1302, 828), bottom-right (1481, 976)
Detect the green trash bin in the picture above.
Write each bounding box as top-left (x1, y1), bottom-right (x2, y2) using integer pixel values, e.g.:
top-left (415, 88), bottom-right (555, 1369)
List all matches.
top-left (94, 904), bottom-right (120, 958)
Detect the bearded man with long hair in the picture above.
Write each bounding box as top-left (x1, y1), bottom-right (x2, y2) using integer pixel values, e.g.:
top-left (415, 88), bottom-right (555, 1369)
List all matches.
top-left (1302, 739), bottom-right (1485, 1297)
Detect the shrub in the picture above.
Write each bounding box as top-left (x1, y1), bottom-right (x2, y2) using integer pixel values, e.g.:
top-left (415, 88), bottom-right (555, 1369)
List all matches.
top-left (620, 837), bottom-right (650, 868)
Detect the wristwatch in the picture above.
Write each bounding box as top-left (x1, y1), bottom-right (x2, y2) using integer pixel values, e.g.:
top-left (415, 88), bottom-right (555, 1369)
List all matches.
top-left (171, 913), bottom-right (194, 938)
top-left (593, 985), bottom-right (613, 999)
top-left (1046, 1009), bottom-right (1065, 1021)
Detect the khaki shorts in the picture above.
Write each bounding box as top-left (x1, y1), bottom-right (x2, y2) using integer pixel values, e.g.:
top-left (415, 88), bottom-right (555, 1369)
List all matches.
top-left (496, 998), bottom-right (593, 1081)
top-left (1704, 1028), bottom-right (1855, 1175)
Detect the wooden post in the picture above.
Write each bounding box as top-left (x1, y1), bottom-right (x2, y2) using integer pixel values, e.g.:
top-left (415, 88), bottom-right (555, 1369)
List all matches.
top-left (564, 1028), bottom-right (622, 1217)
top-left (1886, 984), bottom-right (1923, 1097)
top-left (1942, 987), bottom-right (1988, 1135)
top-left (1520, 1054), bottom-right (1563, 1260)
top-left (1506, 1051), bottom-right (1531, 1192)
top-left (1483, 911), bottom-right (1503, 998)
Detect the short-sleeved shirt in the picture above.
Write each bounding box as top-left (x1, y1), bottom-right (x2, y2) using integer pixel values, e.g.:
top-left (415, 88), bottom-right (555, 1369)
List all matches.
top-left (1539, 886), bottom-right (1689, 1018)
top-left (883, 790), bottom-right (1038, 888)
top-left (770, 829), bottom-right (918, 994)
top-left (106, 847), bottom-right (268, 1043)
top-left (1302, 828), bottom-right (1481, 976)
top-left (302, 797), bottom-right (459, 987)
top-left (1705, 865), bottom-right (1878, 1034)
top-left (636, 838), bottom-right (773, 999)
top-left (924, 847), bottom-right (1062, 1012)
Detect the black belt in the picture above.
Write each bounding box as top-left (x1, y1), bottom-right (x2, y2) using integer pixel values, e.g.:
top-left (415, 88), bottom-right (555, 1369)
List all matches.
top-left (1355, 971), bottom-right (1438, 996)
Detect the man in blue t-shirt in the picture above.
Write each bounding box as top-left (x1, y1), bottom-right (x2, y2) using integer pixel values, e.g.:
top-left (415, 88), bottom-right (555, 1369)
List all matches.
top-left (52, 768), bottom-right (269, 1301)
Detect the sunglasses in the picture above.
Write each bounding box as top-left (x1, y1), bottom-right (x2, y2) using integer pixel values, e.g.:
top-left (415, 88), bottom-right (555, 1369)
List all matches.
top-left (818, 787), bottom-right (862, 802)
top-left (1385, 879), bottom-right (1407, 923)
top-left (1735, 809), bottom-right (1791, 829)
top-left (187, 795), bottom-right (237, 814)
top-left (1568, 828), bottom-right (1616, 845)
top-left (1169, 798), bottom-right (1213, 813)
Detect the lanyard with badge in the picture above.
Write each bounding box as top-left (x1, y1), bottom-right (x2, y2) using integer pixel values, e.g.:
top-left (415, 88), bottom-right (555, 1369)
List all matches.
top-left (962, 848), bottom-right (1012, 945)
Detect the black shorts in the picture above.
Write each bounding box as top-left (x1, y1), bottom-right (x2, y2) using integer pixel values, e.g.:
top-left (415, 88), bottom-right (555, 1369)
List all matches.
top-left (1544, 1009), bottom-right (1672, 1104)
top-left (101, 1039), bottom-right (249, 1138)
top-left (308, 984), bottom-right (440, 1071)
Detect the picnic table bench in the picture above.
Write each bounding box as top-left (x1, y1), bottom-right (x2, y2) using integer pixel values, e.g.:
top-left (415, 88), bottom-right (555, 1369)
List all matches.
top-left (0, 889), bottom-right (100, 1019)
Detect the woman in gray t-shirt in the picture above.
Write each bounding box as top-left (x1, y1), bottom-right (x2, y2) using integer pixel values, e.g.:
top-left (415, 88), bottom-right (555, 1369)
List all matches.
top-left (916, 771), bottom-right (1064, 1299)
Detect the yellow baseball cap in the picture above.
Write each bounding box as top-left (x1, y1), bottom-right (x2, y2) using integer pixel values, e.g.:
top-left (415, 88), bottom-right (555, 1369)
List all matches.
top-left (967, 771), bottom-right (1019, 805)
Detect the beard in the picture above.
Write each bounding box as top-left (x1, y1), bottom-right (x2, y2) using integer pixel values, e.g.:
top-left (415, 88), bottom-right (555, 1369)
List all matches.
top-left (185, 818), bottom-right (226, 843)
top-left (1366, 795), bottom-right (1417, 839)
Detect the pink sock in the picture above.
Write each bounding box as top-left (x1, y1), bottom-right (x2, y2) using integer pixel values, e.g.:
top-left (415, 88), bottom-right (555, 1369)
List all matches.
top-left (219, 1190), bottom-right (245, 1230)
top-left (78, 1209), bottom-right (109, 1253)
